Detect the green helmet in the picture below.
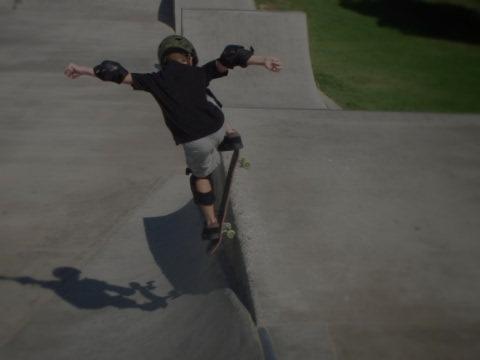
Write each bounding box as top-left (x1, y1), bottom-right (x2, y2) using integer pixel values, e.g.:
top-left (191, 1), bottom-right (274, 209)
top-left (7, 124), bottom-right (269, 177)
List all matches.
top-left (157, 35), bottom-right (198, 69)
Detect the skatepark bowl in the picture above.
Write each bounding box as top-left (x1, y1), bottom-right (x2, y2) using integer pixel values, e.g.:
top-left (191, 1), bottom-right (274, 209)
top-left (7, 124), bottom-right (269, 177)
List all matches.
top-left (1, 1), bottom-right (479, 359)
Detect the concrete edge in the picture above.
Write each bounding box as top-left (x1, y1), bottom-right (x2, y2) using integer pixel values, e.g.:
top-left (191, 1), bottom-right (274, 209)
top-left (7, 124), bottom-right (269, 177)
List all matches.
top-left (258, 327), bottom-right (278, 360)
top-left (317, 89), bottom-right (342, 110)
top-left (211, 152), bottom-right (277, 360)
top-left (158, 0), bottom-right (175, 29)
top-left (211, 154), bottom-right (257, 321)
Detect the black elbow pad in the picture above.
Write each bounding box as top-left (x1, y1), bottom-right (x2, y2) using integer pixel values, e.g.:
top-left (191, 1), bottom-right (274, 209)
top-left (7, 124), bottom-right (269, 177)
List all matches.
top-left (218, 45), bottom-right (254, 69)
top-left (94, 60), bottom-right (128, 84)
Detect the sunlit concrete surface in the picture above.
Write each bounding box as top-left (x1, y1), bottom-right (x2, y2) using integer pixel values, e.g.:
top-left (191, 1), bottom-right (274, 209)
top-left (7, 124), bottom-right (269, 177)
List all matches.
top-left (225, 108), bottom-right (480, 359)
top-left (182, 9), bottom-right (332, 109)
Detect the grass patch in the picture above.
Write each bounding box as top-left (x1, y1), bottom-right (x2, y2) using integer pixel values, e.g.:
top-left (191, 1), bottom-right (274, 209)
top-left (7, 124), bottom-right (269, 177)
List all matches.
top-left (256, 0), bottom-right (480, 112)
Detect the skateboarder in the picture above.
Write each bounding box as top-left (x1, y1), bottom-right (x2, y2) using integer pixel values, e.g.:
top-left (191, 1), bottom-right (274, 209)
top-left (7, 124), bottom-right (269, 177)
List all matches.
top-left (64, 35), bottom-right (282, 240)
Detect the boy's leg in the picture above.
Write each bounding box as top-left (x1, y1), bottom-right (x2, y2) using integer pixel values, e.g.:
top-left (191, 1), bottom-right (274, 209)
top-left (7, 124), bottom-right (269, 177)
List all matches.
top-left (195, 177), bottom-right (218, 227)
top-left (183, 126), bottom-right (226, 239)
top-left (189, 173), bottom-right (221, 240)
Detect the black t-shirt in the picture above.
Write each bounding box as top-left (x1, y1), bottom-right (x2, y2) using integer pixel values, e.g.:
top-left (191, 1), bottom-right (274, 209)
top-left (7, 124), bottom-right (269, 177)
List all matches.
top-left (131, 60), bottom-right (227, 145)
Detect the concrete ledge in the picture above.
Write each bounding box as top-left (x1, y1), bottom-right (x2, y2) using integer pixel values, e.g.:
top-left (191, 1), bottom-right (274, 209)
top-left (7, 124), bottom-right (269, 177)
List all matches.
top-left (225, 107), bottom-right (480, 359)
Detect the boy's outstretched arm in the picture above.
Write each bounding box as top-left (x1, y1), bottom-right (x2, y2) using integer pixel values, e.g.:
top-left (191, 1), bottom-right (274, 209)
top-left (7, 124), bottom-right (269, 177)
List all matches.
top-left (64, 62), bottom-right (133, 85)
top-left (217, 45), bottom-right (282, 72)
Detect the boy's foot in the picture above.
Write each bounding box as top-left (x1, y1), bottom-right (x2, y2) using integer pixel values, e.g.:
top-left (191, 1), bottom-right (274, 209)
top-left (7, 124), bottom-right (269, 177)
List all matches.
top-left (202, 223), bottom-right (220, 241)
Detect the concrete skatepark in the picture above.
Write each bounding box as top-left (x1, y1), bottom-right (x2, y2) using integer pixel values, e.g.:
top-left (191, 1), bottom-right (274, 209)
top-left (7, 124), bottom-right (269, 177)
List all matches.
top-left (1, 0), bottom-right (479, 359)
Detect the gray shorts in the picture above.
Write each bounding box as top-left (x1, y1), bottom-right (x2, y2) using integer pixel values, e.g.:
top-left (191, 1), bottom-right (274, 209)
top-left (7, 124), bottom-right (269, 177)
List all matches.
top-left (182, 126), bottom-right (226, 177)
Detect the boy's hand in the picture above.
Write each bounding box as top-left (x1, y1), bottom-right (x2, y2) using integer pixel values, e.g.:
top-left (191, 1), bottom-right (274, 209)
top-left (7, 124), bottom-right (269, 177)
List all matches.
top-left (264, 57), bottom-right (282, 72)
top-left (64, 63), bottom-right (94, 79)
top-left (247, 55), bottom-right (283, 72)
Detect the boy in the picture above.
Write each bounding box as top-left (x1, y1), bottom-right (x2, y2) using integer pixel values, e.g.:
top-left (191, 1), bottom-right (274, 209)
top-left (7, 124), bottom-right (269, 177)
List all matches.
top-left (64, 35), bottom-right (282, 241)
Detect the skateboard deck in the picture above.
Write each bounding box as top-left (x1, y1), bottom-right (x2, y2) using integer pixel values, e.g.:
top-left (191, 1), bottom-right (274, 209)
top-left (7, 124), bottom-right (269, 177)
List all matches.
top-left (208, 147), bottom-right (241, 255)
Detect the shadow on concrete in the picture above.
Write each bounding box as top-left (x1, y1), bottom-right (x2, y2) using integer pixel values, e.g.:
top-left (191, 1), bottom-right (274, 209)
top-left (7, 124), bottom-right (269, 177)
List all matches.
top-left (0, 201), bottom-right (225, 312)
top-left (0, 267), bottom-right (176, 311)
top-left (158, 0), bottom-right (175, 29)
top-left (340, 0), bottom-right (480, 44)
top-left (143, 200), bottom-right (226, 296)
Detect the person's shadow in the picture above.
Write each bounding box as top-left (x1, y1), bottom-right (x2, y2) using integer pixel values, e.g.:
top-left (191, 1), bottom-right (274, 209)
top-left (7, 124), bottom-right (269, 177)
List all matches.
top-left (0, 267), bottom-right (176, 311)
top-left (1, 200), bottom-right (226, 311)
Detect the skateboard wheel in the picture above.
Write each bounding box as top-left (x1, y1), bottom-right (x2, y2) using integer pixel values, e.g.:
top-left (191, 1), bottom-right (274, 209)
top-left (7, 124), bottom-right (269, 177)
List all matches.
top-left (226, 230), bottom-right (236, 239)
top-left (223, 222), bottom-right (232, 230)
top-left (240, 158), bottom-right (251, 169)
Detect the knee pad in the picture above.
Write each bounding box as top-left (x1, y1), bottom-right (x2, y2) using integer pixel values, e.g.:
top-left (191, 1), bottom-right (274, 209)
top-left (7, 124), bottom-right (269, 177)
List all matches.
top-left (189, 174), bottom-right (215, 206)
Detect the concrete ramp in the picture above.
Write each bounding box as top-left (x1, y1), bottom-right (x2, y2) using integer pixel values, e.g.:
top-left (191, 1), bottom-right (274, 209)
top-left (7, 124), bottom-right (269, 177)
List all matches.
top-left (1, 0), bottom-right (162, 20)
top-left (182, 9), bottom-right (330, 109)
top-left (1, 177), bottom-right (263, 360)
top-left (225, 108), bottom-right (480, 359)
top-left (0, 1), bottom-right (263, 359)
top-left (176, 4), bottom-right (480, 359)
top-left (171, 0), bottom-right (255, 32)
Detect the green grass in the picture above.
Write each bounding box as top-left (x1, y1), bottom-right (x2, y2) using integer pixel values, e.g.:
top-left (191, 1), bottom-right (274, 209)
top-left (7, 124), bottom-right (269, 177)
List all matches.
top-left (256, 0), bottom-right (480, 112)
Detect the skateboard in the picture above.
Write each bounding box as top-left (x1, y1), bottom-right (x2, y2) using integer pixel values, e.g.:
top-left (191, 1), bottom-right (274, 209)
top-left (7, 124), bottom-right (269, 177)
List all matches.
top-left (208, 134), bottom-right (249, 255)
